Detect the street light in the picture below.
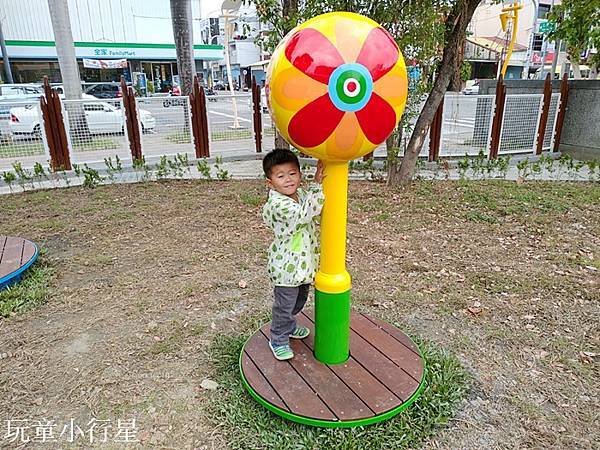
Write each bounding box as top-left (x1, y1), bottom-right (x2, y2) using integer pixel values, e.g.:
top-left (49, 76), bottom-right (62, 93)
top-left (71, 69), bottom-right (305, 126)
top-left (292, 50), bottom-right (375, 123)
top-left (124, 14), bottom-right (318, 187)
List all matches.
top-left (222, 0), bottom-right (242, 129)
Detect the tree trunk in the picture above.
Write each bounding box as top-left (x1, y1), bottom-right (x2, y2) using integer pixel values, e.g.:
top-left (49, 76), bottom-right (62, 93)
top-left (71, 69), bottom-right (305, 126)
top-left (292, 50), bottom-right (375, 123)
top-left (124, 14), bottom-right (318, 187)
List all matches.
top-left (170, 0), bottom-right (195, 96)
top-left (390, 0), bottom-right (482, 185)
top-left (47, 0), bottom-right (89, 143)
top-left (571, 60), bottom-right (582, 79)
top-left (449, 34), bottom-right (467, 92)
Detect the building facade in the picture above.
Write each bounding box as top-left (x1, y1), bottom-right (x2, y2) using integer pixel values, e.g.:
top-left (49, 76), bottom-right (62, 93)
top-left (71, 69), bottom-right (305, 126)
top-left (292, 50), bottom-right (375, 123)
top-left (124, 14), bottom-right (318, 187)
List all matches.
top-left (0, 0), bottom-right (224, 92)
top-left (467, 0), bottom-right (562, 79)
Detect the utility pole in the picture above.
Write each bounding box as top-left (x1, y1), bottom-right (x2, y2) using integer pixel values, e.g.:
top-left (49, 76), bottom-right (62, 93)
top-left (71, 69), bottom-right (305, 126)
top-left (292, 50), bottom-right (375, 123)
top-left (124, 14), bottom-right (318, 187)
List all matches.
top-left (0, 16), bottom-right (14, 83)
top-left (522, 0), bottom-right (538, 79)
top-left (538, 0), bottom-right (555, 79)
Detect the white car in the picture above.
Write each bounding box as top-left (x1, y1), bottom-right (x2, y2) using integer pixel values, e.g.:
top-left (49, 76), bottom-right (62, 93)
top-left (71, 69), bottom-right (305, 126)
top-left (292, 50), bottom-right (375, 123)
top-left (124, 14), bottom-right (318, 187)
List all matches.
top-left (9, 97), bottom-right (155, 138)
top-left (462, 82), bottom-right (480, 95)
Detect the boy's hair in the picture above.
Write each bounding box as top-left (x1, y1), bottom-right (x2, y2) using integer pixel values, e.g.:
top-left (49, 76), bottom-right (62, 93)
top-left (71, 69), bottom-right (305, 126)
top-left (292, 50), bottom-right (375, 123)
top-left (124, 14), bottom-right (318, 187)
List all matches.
top-left (262, 148), bottom-right (300, 178)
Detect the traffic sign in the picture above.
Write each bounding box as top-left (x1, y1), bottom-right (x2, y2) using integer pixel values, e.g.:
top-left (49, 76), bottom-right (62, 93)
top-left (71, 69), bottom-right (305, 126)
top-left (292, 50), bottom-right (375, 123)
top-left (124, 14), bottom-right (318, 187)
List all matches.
top-left (538, 20), bottom-right (556, 34)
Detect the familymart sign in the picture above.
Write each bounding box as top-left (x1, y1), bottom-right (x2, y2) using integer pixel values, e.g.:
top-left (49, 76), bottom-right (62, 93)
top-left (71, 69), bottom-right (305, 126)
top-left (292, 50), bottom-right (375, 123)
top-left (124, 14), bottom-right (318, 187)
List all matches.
top-left (5, 40), bottom-right (224, 61)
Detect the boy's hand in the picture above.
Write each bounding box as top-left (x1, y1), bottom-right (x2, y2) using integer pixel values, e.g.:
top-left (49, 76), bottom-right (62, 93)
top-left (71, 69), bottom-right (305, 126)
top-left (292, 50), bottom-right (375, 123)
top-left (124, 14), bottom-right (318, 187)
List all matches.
top-left (314, 160), bottom-right (325, 184)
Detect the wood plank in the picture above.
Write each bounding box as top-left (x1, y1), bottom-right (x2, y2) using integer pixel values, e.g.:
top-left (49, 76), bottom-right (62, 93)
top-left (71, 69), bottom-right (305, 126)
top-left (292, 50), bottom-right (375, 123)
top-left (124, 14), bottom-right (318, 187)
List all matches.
top-left (0, 237), bottom-right (25, 278)
top-left (302, 310), bottom-right (420, 401)
top-left (21, 241), bottom-right (36, 265)
top-left (243, 330), bottom-right (336, 420)
top-left (297, 313), bottom-right (401, 414)
top-left (241, 354), bottom-right (287, 410)
top-left (350, 313), bottom-right (423, 381)
top-left (357, 313), bottom-right (421, 355)
top-left (282, 333), bottom-right (373, 420)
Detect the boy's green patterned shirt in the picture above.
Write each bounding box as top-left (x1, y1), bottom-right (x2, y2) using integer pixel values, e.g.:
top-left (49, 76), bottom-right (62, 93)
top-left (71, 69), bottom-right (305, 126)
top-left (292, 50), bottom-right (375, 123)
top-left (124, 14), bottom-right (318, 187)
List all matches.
top-left (262, 184), bottom-right (325, 287)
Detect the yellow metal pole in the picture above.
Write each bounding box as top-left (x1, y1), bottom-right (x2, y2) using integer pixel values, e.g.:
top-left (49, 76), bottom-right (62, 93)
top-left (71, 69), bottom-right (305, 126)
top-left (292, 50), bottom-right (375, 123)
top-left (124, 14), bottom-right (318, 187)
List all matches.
top-left (314, 160), bottom-right (352, 364)
top-left (315, 161), bottom-right (351, 294)
top-left (500, 3), bottom-right (523, 78)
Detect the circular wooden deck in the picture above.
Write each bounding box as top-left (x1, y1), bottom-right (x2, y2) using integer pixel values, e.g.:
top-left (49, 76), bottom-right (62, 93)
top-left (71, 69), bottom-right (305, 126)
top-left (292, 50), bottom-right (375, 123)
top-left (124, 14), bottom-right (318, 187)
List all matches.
top-left (240, 310), bottom-right (426, 427)
top-left (0, 236), bottom-right (38, 290)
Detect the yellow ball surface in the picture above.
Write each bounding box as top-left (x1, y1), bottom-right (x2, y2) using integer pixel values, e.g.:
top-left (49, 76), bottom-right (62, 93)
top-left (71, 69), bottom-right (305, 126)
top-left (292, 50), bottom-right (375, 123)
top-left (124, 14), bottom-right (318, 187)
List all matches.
top-left (266, 12), bottom-right (408, 162)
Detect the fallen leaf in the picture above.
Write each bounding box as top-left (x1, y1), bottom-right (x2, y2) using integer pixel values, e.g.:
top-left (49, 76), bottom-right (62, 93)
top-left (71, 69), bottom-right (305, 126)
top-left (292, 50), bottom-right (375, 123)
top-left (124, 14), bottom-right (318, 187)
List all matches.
top-left (200, 379), bottom-right (219, 390)
top-left (579, 352), bottom-right (594, 364)
top-left (466, 307), bottom-right (482, 316)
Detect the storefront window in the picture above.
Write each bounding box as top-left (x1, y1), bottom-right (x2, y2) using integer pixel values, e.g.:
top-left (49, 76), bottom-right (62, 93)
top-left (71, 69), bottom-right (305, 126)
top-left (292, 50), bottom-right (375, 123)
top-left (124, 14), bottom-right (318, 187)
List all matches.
top-left (9, 61), bottom-right (62, 83)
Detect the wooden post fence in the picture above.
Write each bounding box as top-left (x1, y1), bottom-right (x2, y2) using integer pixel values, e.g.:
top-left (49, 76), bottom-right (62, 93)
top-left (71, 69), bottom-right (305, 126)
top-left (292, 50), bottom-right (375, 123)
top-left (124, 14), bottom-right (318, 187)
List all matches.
top-left (428, 99), bottom-right (444, 162)
top-left (488, 76), bottom-right (506, 159)
top-left (190, 75), bottom-right (210, 158)
top-left (553, 74), bottom-right (569, 153)
top-left (120, 76), bottom-right (142, 162)
top-left (40, 77), bottom-right (71, 171)
top-left (252, 77), bottom-right (262, 153)
top-left (535, 73), bottom-right (552, 154)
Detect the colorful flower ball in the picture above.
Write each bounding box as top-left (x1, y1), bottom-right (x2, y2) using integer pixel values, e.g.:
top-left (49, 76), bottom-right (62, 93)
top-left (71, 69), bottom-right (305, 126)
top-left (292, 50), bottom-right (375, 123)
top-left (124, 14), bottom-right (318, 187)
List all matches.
top-left (266, 12), bottom-right (408, 162)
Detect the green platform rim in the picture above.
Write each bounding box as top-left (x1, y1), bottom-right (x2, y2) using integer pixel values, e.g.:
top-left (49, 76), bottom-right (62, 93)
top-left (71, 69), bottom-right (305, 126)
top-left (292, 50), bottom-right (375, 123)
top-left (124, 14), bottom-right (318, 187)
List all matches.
top-left (238, 322), bottom-right (427, 428)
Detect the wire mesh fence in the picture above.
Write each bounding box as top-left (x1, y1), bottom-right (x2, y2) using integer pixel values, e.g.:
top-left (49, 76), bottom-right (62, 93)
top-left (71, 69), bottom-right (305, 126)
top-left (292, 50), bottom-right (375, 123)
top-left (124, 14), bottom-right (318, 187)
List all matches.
top-left (0, 100), bottom-right (50, 171)
top-left (62, 98), bottom-right (131, 164)
top-left (136, 96), bottom-right (193, 158)
top-left (439, 94), bottom-right (495, 157)
top-left (499, 94), bottom-right (543, 154)
top-left (542, 93), bottom-right (560, 151)
top-left (261, 109), bottom-right (276, 153)
top-left (206, 93), bottom-right (255, 157)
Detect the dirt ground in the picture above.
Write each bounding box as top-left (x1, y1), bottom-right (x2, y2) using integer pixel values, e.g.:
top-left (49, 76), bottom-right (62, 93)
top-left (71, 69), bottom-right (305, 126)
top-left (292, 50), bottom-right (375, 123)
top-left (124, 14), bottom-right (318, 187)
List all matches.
top-left (0, 179), bottom-right (598, 449)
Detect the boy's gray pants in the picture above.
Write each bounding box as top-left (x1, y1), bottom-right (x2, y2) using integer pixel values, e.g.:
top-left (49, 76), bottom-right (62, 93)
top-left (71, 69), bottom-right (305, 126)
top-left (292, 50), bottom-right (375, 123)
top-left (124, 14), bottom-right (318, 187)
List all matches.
top-left (270, 284), bottom-right (310, 346)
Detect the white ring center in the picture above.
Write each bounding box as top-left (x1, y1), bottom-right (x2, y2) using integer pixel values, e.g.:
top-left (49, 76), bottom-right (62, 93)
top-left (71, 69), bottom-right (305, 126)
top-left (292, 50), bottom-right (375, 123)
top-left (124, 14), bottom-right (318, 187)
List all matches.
top-left (343, 78), bottom-right (361, 98)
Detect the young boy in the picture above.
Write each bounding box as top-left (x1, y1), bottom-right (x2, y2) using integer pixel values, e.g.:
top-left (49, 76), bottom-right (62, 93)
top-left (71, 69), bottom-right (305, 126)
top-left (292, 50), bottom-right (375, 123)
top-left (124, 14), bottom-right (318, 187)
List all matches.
top-left (262, 149), bottom-right (324, 361)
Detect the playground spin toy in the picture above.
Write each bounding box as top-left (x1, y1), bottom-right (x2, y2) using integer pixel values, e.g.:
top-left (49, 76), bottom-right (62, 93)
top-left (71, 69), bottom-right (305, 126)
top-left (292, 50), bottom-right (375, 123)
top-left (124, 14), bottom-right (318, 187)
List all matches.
top-left (240, 12), bottom-right (425, 428)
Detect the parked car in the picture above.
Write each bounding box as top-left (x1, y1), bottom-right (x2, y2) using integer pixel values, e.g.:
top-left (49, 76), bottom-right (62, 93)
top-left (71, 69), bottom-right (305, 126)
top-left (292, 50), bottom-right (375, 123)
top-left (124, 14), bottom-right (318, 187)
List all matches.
top-left (84, 83), bottom-right (123, 99)
top-left (8, 98), bottom-right (155, 138)
top-left (206, 87), bottom-right (217, 102)
top-left (462, 81), bottom-right (480, 95)
top-left (0, 84), bottom-right (44, 136)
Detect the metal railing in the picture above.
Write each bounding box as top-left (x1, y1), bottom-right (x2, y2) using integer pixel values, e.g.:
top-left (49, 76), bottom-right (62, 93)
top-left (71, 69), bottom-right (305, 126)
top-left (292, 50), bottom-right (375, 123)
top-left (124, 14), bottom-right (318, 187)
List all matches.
top-left (137, 96), bottom-right (194, 158)
top-left (206, 93), bottom-right (255, 158)
top-left (1, 76), bottom-right (570, 172)
top-left (440, 94), bottom-right (495, 157)
top-left (61, 98), bottom-right (130, 164)
top-left (499, 94), bottom-right (544, 154)
top-left (0, 100), bottom-right (50, 171)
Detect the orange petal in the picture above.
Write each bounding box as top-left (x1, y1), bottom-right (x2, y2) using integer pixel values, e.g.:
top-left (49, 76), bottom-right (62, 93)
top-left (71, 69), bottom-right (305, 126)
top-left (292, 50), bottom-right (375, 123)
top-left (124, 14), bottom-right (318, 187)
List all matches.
top-left (326, 113), bottom-right (365, 160)
top-left (374, 68), bottom-right (408, 111)
top-left (271, 67), bottom-right (327, 112)
top-left (334, 18), bottom-right (369, 63)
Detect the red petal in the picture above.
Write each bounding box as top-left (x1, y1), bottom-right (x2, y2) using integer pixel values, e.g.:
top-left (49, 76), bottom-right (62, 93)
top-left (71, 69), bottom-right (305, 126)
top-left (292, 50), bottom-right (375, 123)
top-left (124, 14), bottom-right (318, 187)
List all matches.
top-left (285, 28), bottom-right (345, 84)
top-left (288, 95), bottom-right (344, 148)
top-left (356, 28), bottom-right (399, 82)
top-left (355, 94), bottom-right (396, 144)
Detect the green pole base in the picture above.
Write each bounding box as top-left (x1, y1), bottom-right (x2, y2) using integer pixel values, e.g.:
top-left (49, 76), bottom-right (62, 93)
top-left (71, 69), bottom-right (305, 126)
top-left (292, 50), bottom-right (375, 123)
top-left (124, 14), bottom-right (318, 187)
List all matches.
top-left (314, 289), bottom-right (350, 364)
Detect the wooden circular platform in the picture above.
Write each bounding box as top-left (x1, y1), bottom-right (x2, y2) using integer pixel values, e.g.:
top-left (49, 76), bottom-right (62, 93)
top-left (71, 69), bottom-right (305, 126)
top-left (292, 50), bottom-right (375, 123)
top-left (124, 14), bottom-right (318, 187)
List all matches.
top-left (0, 236), bottom-right (38, 290)
top-left (240, 310), bottom-right (426, 427)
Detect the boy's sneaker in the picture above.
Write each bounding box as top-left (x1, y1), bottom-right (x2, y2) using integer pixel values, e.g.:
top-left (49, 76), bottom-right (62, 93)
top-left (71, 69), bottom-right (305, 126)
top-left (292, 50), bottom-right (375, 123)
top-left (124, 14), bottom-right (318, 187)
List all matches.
top-left (270, 342), bottom-right (294, 361)
top-left (289, 326), bottom-right (310, 339)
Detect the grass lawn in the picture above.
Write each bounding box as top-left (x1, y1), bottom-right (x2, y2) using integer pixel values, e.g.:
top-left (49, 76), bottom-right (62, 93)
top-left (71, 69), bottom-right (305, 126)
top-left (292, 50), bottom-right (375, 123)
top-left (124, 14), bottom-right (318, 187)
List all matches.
top-left (0, 140), bottom-right (45, 157)
top-left (0, 136), bottom-right (119, 158)
top-left (0, 179), bottom-right (598, 449)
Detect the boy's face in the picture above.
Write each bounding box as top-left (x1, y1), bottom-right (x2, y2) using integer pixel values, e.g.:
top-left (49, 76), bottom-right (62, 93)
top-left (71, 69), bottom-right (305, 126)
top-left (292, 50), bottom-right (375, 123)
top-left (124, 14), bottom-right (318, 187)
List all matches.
top-left (267, 162), bottom-right (301, 197)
